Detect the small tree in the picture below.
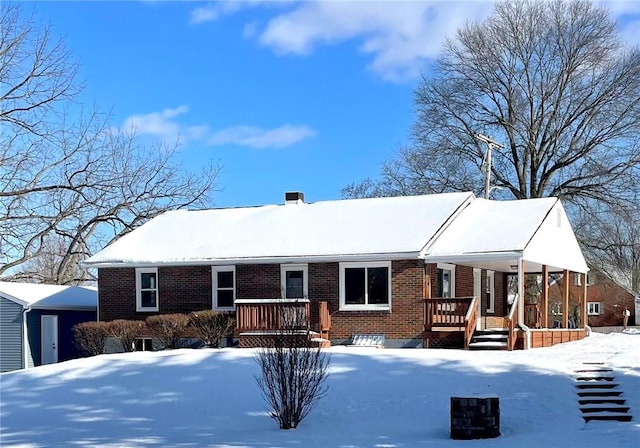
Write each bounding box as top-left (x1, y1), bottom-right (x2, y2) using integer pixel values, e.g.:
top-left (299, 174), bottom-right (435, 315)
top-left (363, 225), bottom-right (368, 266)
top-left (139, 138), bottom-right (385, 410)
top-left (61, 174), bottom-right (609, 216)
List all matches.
top-left (73, 321), bottom-right (108, 356)
top-left (188, 310), bottom-right (235, 348)
top-left (145, 314), bottom-right (189, 349)
top-left (107, 320), bottom-right (144, 352)
top-left (254, 302), bottom-right (329, 429)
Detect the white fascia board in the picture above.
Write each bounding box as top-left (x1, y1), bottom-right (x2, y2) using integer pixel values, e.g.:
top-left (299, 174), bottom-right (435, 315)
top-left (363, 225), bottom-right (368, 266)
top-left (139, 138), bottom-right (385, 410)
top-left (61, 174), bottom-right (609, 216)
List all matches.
top-left (29, 304), bottom-right (97, 311)
top-left (85, 251), bottom-right (423, 268)
top-left (422, 252), bottom-right (523, 264)
top-left (419, 193), bottom-right (476, 258)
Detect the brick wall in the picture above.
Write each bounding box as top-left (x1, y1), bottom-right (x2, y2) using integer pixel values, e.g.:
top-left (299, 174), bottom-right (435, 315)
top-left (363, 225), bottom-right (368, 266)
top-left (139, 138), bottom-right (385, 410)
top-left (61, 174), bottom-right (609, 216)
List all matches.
top-left (98, 266), bottom-right (211, 321)
top-left (236, 264), bottom-right (280, 299)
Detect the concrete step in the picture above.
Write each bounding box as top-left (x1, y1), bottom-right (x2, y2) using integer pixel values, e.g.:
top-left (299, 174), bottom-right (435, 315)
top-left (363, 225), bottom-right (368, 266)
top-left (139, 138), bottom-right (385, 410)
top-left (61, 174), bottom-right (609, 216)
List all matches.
top-left (574, 374), bottom-right (615, 381)
top-left (468, 341), bottom-right (508, 350)
top-left (580, 404), bottom-right (630, 414)
top-left (583, 411), bottom-right (633, 422)
top-left (575, 381), bottom-right (619, 389)
top-left (577, 390), bottom-right (623, 397)
top-left (579, 397), bottom-right (627, 406)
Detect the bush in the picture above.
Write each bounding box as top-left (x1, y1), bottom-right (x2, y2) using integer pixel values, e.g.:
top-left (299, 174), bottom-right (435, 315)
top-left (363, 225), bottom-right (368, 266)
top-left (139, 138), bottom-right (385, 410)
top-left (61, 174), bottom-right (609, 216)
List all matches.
top-left (255, 306), bottom-right (329, 429)
top-left (145, 314), bottom-right (189, 349)
top-left (73, 321), bottom-right (109, 356)
top-left (107, 320), bottom-right (144, 352)
top-left (188, 310), bottom-right (235, 348)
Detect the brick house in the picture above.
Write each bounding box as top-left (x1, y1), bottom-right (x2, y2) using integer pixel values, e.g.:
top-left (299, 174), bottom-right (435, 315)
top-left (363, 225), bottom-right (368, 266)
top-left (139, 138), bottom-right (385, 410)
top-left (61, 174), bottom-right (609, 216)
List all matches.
top-left (548, 270), bottom-right (636, 328)
top-left (83, 192), bottom-right (589, 349)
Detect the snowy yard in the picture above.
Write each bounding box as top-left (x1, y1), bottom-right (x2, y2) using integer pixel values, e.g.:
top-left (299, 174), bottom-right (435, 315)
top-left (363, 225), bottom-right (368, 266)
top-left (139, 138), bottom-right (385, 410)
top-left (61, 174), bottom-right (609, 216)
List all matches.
top-left (1, 333), bottom-right (639, 448)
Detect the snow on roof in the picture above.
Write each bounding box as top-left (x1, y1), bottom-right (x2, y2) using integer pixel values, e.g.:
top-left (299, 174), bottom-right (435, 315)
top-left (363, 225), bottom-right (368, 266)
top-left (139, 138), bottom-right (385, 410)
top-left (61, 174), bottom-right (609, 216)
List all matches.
top-left (423, 197), bottom-right (588, 273)
top-left (425, 197), bottom-right (558, 256)
top-left (0, 282), bottom-right (97, 310)
top-left (83, 192), bottom-right (475, 266)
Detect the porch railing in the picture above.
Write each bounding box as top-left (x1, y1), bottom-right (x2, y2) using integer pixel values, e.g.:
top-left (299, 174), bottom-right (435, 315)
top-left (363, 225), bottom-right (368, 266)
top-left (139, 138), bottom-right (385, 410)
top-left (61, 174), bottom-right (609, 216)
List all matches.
top-left (235, 299), bottom-right (310, 332)
top-left (424, 297), bottom-right (475, 331)
top-left (507, 299), bottom-right (519, 351)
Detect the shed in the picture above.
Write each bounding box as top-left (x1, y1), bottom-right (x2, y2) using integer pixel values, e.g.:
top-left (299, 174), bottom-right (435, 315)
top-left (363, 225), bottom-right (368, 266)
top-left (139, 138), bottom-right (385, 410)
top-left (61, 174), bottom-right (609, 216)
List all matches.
top-left (0, 282), bottom-right (97, 372)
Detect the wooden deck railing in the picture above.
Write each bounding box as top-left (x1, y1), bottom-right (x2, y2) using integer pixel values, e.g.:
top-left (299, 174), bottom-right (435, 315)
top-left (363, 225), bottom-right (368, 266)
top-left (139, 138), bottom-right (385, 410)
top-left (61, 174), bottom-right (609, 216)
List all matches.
top-left (464, 297), bottom-right (479, 350)
top-left (235, 299), bottom-right (310, 332)
top-left (424, 297), bottom-right (475, 330)
top-left (507, 299), bottom-right (519, 351)
top-left (318, 301), bottom-right (331, 339)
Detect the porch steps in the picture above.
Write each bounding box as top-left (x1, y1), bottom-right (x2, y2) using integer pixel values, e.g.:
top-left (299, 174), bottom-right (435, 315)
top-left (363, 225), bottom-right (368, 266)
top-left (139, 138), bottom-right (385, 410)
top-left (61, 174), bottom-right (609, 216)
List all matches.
top-left (573, 363), bottom-right (633, 423)
top-left (309, 331), bottom-right (331, 349)
top-left (468, 328), bottom-right (509, 350)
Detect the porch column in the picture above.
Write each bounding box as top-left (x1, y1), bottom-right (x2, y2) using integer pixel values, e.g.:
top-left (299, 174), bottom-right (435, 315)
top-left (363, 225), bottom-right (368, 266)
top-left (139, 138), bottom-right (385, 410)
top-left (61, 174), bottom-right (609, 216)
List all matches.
top-left (518, 258), bottom-right (525, 325)
top-left (563, 269), bottom-right (570, 328)
top-left (541, 265), bottom-right (549, 328)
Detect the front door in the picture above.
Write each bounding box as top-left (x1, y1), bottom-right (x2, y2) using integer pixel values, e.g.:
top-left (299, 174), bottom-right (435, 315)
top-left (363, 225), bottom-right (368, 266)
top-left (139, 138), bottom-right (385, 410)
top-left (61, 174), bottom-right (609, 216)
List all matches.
top-left (473, 268), bottom-right (482, 330)
top-left (41, 315), bottom-right (58, 365)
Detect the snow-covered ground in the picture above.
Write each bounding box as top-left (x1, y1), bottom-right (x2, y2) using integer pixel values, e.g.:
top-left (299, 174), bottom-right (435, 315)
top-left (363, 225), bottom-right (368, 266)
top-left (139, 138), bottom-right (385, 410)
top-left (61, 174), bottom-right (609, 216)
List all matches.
top-left (1, 333), bottom-right (639, 448)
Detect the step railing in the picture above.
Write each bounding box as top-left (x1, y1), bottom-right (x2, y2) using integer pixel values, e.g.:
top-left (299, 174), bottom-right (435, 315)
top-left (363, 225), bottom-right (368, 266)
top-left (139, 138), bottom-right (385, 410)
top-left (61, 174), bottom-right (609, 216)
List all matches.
top-left (464, 296), bottom-right (479, 349)
top-left (507, 298), bottom-right (519, 351)
top-left (318, 301), bottom-right (331, 339)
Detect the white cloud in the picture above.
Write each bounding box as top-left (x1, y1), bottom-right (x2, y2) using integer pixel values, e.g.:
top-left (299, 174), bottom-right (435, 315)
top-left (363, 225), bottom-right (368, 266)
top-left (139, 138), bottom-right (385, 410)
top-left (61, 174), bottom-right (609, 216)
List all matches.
top-left (120, 106), bottom-right (315, 149)
top-left (189, 1), bottom-right (245, 24)
top-left (191, 0), bottom-right (640, 82)
top-left (207, 124), bottom-right (316, 149)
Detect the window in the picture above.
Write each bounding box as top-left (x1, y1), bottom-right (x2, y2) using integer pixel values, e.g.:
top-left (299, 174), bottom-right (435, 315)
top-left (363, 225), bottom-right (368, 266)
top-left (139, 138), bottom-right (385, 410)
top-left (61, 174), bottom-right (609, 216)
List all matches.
top-left (212, 266), bottom-right (235, 310)
top-left (437, 263), bottom-right (456, 298)
top-left (486, 270), bottom-right (495, 313)
top-left (587, 302), bottom-right (601, 315)
top-left (340, 261), bottom-right (391, 310)
top-left (574, 273), bottom-right (582, 286)
top-left (136, 268), bottom-right (158, 312)
top-left (134, 338), bottom-right (154, 351)
top-left (281, 264), bottom-right (308, 299)
top-left (551, 303), bottom-right (563, 316)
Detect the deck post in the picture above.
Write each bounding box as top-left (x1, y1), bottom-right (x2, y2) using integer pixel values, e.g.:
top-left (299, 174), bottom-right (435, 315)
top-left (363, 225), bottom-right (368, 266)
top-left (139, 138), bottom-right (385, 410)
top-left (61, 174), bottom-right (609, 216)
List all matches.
top-left (562, 269), bottom-right (570, 329)
top-left (541, 265), bottom-right (549, 329)
top-left (582, 272), bottom-right (588, 328)
top-left (517, 258), bottom-right (525, 325)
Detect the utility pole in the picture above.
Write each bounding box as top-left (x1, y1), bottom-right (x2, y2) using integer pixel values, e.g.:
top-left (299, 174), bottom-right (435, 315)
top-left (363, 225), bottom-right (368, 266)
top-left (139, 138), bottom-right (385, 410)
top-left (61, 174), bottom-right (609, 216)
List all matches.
top-left (475, 133), bottom-right (504, 199)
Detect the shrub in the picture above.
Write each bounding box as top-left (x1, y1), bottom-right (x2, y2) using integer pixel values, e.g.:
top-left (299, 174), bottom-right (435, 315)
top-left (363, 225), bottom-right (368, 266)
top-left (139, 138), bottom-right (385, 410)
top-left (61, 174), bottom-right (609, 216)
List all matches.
top-left (73, 321), bottom-right (109, 356)
top-left (107, 320), bottom-right (144, 352)
top-left (145, 314), bottom-right (189, 349)
top-left (255, 305), bottom-right (329, 429)
top-left (188, 310), bottom-right (235, 348)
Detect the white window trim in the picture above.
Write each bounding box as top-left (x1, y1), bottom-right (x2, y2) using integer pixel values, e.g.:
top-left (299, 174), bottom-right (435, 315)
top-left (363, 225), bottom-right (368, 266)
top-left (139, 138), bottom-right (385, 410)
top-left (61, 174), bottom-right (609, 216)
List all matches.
top-left (587, 302), bottom-right (601, 316)
top-left (486, 270), bottom-right (495, 313)
top-left (280, 263), bottom-right (309, 299)
top-left (339, 261), bottom-right (392, 311)
top-left (437, 263), bottom-right (456, 298)
top-left (136, 267), bottom-right (159, 312)
top-left (212, 265), bottom-right (236, 311)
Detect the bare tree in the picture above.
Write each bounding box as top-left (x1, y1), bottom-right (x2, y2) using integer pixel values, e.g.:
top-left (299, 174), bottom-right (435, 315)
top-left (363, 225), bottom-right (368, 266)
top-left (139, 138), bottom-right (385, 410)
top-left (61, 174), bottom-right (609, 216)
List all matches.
top-left (576, 197), bottom-right (640, 296)
top-left (344, 0), bottom-right (640, 204)
top-left (254, 302), bottom-right (329, 429)
top-left (0, 4), bottom-right (220, 283)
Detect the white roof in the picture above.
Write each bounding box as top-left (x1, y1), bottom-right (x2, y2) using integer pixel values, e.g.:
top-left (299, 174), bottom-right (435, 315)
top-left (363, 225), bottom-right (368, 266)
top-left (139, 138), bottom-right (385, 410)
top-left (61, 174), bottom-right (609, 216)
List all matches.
top-left (83, 192), bottom-right (588, 274)
top-left (83, 192), bottom-right (475, 266)
top-left (0, 282), bottom-right (97, 310)
top-left (423, 198), bottom-right (588, 273)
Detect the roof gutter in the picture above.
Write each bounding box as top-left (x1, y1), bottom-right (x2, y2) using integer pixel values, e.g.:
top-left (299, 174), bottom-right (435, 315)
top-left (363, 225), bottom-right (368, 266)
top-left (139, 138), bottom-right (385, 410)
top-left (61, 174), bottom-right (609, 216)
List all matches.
top-left (81, 251), bottom-right (423, 268)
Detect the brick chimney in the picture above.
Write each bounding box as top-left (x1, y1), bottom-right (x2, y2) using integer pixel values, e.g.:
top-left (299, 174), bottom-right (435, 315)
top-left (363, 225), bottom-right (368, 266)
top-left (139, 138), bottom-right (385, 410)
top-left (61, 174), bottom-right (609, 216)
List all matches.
top-left (285, 191), bottom-right (304, 205)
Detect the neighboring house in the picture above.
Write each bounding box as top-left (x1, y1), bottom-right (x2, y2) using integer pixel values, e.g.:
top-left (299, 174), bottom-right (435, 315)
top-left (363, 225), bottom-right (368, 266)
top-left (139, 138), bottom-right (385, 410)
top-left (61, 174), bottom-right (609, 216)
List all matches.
top-left (548, 271), bottom-right (636, 327)
top-left (0, 282), bottom-right (97, 372)
top-left (83, 191), bottom-right (588, 350)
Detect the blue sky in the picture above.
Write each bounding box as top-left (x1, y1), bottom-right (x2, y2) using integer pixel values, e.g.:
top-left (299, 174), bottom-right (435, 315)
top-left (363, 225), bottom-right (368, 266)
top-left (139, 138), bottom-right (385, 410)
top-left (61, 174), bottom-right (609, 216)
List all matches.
top-left (31, 0), bottom-right (640, 208)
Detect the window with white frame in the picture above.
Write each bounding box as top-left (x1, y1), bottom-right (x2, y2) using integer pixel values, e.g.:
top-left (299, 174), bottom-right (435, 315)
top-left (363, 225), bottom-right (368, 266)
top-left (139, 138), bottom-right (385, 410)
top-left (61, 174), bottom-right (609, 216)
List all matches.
top-left (437, 263), bottom-right (456, 298)
top-left (340, 261), bottom-right (391, 310)
top-left (574, 273), bottom-right (582, 286)
top-left (281, 264), bottom-right (308, 299)
top-left (134, 338), bottom-right (154, 351)
top-left (136, 268), bottom-right (158, 312)
top-left (486, 270), bottom-right (495, 313)
top-left (587, 302), bottom-right (601, 315)
top-left (212, 266), bottom-right (235, 310)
